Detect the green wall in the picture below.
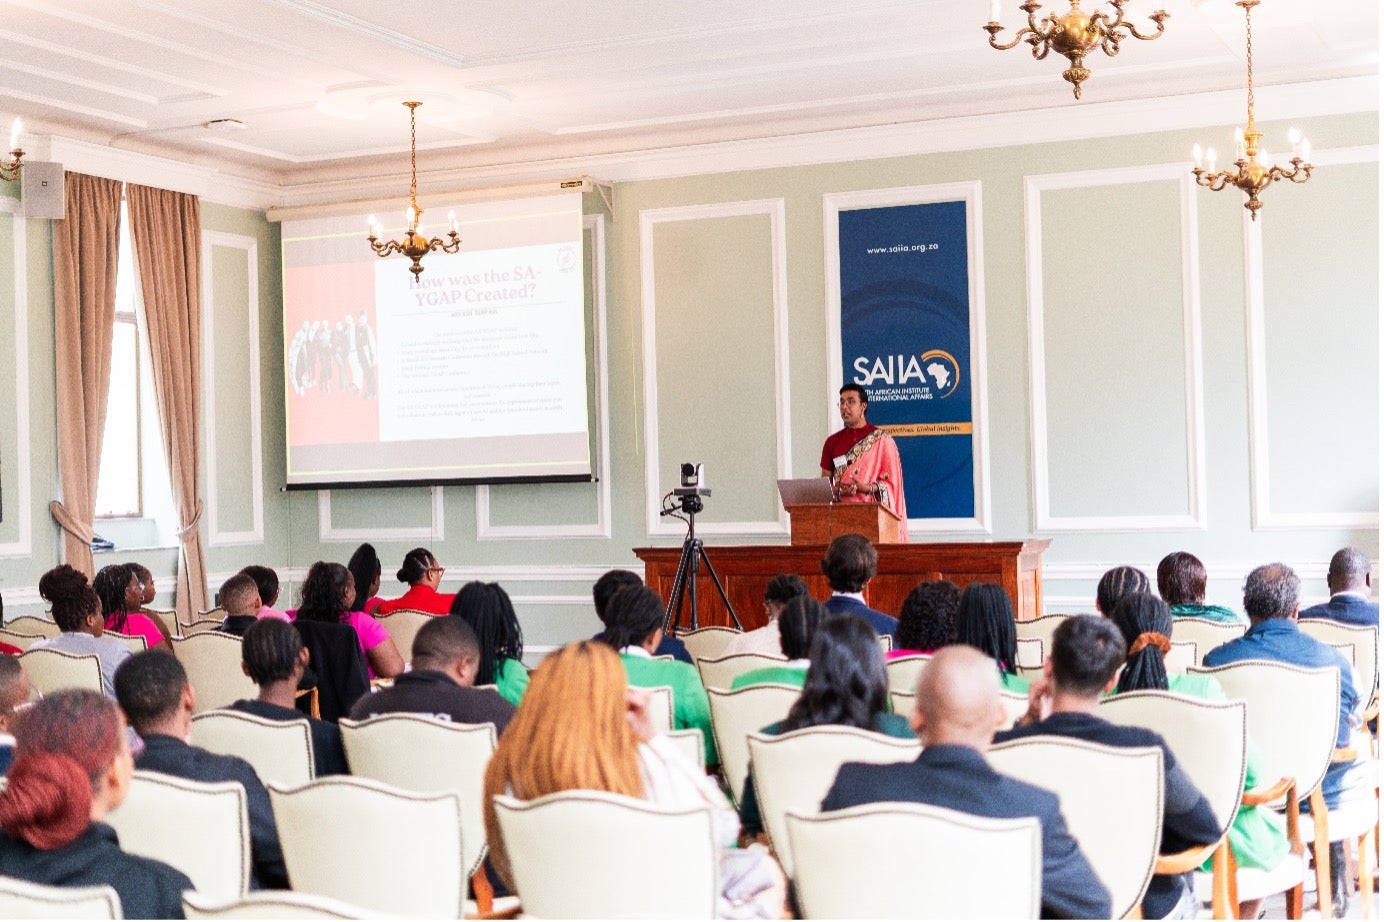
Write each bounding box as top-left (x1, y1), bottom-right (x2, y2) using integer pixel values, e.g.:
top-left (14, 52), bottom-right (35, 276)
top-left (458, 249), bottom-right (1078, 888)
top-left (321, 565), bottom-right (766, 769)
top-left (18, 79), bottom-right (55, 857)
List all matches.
top-left (1, 110), bottom-right (1377, 651)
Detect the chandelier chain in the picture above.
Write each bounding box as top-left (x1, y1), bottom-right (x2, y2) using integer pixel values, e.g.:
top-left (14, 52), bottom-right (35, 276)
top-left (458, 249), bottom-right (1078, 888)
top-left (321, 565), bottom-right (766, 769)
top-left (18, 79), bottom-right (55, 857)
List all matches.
top-left (1244, 2), bottom-right (1254, 125)
top-left (409, 102), bottom-right (419, 204)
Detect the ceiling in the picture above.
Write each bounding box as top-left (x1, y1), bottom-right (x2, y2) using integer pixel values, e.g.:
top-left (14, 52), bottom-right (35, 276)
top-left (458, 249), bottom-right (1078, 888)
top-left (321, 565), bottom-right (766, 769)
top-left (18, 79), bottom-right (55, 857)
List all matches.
top-left (1, 0), bottom-right (1377, 190)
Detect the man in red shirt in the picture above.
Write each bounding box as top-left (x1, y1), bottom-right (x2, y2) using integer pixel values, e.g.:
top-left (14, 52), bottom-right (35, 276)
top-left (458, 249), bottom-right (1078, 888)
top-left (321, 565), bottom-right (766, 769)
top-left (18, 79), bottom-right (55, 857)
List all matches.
top-left (819, 384), bottom-right (907, 537)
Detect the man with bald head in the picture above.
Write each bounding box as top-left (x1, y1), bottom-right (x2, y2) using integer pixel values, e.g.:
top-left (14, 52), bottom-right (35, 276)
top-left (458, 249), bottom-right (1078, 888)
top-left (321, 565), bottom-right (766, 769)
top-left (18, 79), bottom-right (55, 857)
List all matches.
top-left (820, 646), bottom-right (1110, 920)
top-left (1300, 547), bottom-right (1377, 627)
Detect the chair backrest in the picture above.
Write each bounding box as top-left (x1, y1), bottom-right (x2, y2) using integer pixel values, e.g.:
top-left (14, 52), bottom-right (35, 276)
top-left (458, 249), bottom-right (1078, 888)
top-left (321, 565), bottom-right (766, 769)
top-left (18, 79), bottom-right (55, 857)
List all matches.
top-left (106, 631), bottom-right (148, 654)
top-left (269, 776), bottom-right (465, 918)
top-left (1331, 642), bottom-right (1355, 665)
top-left (695, 652), bottom-right (788, 692)
top-left (0, 627), bottom-right (45, 650)
top-left (19, 648), bottom-right (103, 695)
top-left (492, 790), bottom-right (718, 919)
top-left (3, 616), bottom-right (61, 638)
top-left (339, 715), bottom-right (497, 879)
top-left (183, 891), bottom-right (382, 919)
top-left (884, 653), bottom-right (930, 694)
top-left (876, 634), bottom-right (892, 654)
top-left (198, 607), bottom-right (228, 622)
top-left (1014, 614), bottom-right (1068, 651)
top-left (1186, 660), bottom-right (1339, 802)
top-left (786, 803), bottom-right (1041, 920)
top-left (172, 633), bottom-right (258, 714)
top-left (1170, 617), bottom-right (1244, 657)
top-left (644, 684), bottom-right (675, 735)
top-left (675, 625), bottom-right (741, 663)
top-left (998, 691), bottom-right (1030, 730)
top-left (181, 619), bottom-right (225, 637)
top-left (106, 770), bottom-right (250, 903)
top-left (1014, 636), bottom-right (1044, 668)
top-left (748, 725), bottom-right (922, 877)
top-left (706, 683), bottom-right (801, 808)
top-left (191, 710), bottom-right (315, 786)
top-left (375, 610), bottom-right (433, 664)
top-left (1166, 640), bottom-right (1197, 674)
top-left (986, 737), bottom-right (1164, 919)
top-left (665, 728), bottom-right (706, 769)
top-left (1014, 664), bottom-right (1044, 683)
top-left (1099, 691), bottom-right (1247, 838)
top-left (0, 877), bottom-right (122, 919)
top-left (1298, 619), bottom-right (1378, 701)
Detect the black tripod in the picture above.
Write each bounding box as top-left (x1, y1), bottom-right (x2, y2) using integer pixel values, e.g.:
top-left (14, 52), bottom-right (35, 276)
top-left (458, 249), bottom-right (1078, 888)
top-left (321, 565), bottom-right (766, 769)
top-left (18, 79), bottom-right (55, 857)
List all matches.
top-left (661, 497), bottom-right (740, 634)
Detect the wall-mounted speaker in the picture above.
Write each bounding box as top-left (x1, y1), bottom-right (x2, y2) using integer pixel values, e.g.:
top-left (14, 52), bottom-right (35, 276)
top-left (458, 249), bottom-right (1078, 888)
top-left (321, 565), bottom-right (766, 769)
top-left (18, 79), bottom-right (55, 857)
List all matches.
top-left (20, 161), bottom-right (65, 220)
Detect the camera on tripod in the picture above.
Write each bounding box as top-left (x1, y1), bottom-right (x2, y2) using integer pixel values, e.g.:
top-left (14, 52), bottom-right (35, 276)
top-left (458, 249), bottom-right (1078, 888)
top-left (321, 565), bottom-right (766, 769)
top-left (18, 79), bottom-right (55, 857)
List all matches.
top-left (672, 462), bottom-right (711, 514)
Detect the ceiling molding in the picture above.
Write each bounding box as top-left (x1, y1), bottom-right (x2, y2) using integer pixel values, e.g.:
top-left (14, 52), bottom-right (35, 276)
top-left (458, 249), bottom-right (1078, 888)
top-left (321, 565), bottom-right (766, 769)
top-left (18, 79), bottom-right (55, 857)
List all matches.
top-left (0, 27), bottom-right (229, 98)
top-left (259, 0), bottom-right (469, 69)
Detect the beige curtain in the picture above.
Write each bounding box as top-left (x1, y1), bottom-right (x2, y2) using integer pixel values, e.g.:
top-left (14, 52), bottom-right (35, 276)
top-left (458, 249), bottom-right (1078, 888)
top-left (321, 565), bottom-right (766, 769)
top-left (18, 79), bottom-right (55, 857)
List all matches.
top-left (126, 184), bottom-right (209, 623)
top-left (49, 173), bottom-right (123, 577)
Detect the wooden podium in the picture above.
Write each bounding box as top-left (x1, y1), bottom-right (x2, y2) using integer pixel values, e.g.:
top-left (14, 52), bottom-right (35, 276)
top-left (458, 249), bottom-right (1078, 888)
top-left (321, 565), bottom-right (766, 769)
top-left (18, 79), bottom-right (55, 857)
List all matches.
top-left (784, 501), bottom-right (901, 545)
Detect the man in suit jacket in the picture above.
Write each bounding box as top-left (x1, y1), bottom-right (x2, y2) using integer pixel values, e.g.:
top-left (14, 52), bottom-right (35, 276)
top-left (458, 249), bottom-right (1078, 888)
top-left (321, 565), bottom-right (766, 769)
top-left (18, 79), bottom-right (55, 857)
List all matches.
top-left (821, 646), bottom-right (1110, 920)
top-left (820, 534), bottom-right (897, 640)
top-left (1300, 547), bottom-right (1378, 627)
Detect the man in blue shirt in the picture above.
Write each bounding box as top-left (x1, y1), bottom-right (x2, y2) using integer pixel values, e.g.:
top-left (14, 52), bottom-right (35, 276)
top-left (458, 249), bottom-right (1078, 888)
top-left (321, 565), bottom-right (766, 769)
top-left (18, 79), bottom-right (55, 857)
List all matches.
top-left (1203, 562), bottom-right (1368, 916)
top-left (1299, 547), bottom-right (1378, 627)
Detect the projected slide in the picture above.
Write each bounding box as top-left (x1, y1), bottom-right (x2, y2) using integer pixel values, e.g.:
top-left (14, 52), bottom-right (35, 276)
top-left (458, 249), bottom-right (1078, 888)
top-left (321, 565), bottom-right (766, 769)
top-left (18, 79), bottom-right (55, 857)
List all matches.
top-left (280, 192), bottom-right (593, 488)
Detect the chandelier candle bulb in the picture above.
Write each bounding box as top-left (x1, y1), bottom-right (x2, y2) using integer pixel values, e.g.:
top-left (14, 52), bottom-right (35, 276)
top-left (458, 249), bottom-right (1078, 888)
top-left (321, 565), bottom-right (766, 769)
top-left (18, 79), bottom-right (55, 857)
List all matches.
top-left (448, 210), bottom-right (457, 233)
top-left (1206, 148), bottom-right (1217, 172)
top-left (8, 118), bottom-right (20, 152)
top-left (1192, 144), bottom-right (1203, 169)
top-left (989, 0), bottom-right (1001, 23)
top-left (1299, 138), bottom-right (1310, 162)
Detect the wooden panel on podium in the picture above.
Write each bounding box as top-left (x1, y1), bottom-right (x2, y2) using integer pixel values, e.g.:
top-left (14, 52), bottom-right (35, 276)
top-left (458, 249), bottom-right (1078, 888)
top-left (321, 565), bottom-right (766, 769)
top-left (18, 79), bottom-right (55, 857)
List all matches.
top-left (635, 540), bottom-right (1051, 634)
top-left (784, 502), bottom-right (901, 546)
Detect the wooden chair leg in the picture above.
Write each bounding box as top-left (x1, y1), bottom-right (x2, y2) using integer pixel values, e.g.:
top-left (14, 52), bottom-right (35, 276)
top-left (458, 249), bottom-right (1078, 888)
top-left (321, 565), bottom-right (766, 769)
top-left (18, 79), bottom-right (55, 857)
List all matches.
top-left (471, 866), bottom-right (494, 916)
top-left (1360, 831), bottom-right (1374, 919)
top-left (1312, 788), bottom-right (1334, 920)
top-left (1211, 839), bottom-right (1236, 920)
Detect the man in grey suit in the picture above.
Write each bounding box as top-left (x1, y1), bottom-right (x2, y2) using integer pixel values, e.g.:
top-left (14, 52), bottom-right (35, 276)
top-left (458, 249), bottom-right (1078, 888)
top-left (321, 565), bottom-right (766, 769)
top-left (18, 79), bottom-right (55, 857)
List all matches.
top-left (1300, 547), bottom-right (1378, 627)
top-left (820, 646), bottom-right (1110, 920)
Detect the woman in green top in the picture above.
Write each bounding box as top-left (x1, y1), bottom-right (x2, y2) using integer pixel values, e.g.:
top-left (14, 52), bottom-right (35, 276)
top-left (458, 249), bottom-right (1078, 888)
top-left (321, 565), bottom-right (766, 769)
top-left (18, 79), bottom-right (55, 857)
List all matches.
top-left (1109, 592), bottom-right (1288, 919)
top-left (739, 614), bottom-right (912, 834)
top-left (729, 597), bottom-right (826, 691)
top-left (1157, 552), bottom-right (1246, 625)
top-left (451, 582), bottom-right (529, 705)
top-left (953, 583), bottom-right (1028, 695)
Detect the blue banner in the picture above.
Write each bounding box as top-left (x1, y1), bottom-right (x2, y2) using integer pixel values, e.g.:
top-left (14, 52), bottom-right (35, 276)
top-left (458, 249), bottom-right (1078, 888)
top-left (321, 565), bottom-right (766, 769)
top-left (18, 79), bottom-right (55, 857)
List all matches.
top-left (837, 199), bottom-right (975, 520)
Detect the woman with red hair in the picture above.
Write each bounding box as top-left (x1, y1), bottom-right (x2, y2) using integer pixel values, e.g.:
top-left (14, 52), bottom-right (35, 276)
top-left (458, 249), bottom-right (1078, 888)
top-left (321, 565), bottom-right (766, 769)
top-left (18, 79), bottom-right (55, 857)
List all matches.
top-left (0, 689), bottom-right (192, 918)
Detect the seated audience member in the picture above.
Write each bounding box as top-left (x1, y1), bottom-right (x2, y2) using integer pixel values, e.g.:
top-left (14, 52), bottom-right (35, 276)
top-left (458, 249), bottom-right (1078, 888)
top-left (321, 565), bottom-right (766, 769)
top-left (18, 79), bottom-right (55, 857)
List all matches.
top-left (590, 569), bottom-right (692, 664)
top-left (215, 574), bottom-right (262, 637)
top-left (601, 585), bottom-right (715, 766)
top-left (1108, 592), bottom-right (1286, 918)
top-left (997, 615), bottom-right (1221, 920)
top-left (348, 616), bottom-right (516, 732)
top-left (1157, 553), bottom-right (1243, 624)
top-left (0, 689), bottom-right (192, 918)
top-left (1095, 564), bottom-right (1150, 617)
top-left (293, 561), bottom-right (403, 680)
top-left (114, 650), bottom-right (287, 889)
top-left (451, 582), bottom-right (529, 705)
top-left (31, 565), bottom-right (131, 698)
top-left (482, 641), bottom-right (786, 919)
top-left (239, 565), bottom-right (286, 621)
top-left (739, 613), bottom-right (912, 836)
top-left (347, 543), bottom-right (385, 616)
top-left (94, 563), bottom-right (170, 651)
top-left (891, 579), bottom-right (961, 657)
top-left (130, 564), bottom-right (158, 608)
top-left (821, 534), bottom-right (897, 640)
top-left (230, 619), bottom-right (348, 776)
top-left (1204, 562), bottom-right (1369, 915)
top-left (1300, 547), bottom-right (1378, 627)
top-left (0, 656), bottom-right (31, 775)
top-left (821, 646), bottom-right (1110, 920)
top-left (724, 574), bottom-right (810, 657)
top-left (729, 596), bottom-right (825, 690)
top-left (377, 547), bottom-right (455, 615)
top-left (953, 582), bottom-right (1027, 694)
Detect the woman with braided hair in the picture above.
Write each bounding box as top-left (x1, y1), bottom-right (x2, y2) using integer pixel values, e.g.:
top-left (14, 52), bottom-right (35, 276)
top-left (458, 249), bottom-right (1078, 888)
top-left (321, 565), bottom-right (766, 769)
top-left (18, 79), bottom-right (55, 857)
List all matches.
top-left (93, 563), bottom-right (171, 651)
top-left (1107, 592), bottom-right (1287, 914)
top-left (0, 689), bottom-right (192, 917)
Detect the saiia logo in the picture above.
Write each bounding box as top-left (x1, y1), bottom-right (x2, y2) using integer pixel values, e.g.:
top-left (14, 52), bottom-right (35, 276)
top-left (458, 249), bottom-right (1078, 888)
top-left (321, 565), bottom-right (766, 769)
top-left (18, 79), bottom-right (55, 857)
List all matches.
top-left (852, 349), bottom-right (961, 398)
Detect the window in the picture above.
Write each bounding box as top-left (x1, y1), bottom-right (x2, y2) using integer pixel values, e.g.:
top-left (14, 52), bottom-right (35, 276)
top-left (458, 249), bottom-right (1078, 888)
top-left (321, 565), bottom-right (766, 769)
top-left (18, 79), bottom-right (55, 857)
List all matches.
top-left (93, 202), bottom-right (177, 547)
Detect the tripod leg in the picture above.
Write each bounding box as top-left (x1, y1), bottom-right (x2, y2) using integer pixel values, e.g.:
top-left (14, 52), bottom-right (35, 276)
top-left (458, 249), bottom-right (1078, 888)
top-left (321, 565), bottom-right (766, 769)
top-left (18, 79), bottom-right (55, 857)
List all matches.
top-left (696, 542), bottom-right (741, 630)
top-left (663, 537), bottom-right (697, 636)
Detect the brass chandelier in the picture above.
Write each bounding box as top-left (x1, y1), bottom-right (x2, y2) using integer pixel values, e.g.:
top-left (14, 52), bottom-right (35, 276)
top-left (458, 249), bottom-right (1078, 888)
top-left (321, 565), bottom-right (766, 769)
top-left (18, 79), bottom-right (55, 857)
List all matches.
top-left (984, 0), bottom-right (1170, 99)
top-left (1, 118), bottom-right (23, 182)
top-left (1190, 0), bottom-right (1310, 220)
top-left (366, 101), bottom-right (460, 277)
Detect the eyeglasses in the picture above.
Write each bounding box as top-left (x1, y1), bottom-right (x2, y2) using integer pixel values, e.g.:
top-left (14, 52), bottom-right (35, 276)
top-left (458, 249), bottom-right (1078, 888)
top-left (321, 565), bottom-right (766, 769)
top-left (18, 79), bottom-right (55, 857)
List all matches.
top-left (427, 566), bottom-right (446, 576)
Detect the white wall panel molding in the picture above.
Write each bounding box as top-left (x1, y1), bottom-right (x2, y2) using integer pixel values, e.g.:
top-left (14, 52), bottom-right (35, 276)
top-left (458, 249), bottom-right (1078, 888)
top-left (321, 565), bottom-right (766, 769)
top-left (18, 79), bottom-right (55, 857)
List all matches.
top-left (1244, 145), bottom-right (1380, 532)
top-left (201, 230), bottom-right (265, 547)
top-left (477, 214), bottom-right (612, 540)
top-left (1024, 162), bottom-right (1208, 533)
top-left (0, 201), bottom-right (32, 559)
top-left (317, 487), bottom-right (445, 543)
top-left (823, 180), bottom-right (992, 535)
top-left (1041, 559), bottom-right (1377, 583)
top-left (639, 198), bottom-right (792, 539)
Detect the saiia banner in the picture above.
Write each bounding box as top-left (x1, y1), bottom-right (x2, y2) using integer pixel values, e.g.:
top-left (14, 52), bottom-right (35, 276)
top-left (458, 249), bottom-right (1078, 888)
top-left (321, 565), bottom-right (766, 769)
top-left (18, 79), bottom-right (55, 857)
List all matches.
top-left (836, 198), bottom-right (976, 520)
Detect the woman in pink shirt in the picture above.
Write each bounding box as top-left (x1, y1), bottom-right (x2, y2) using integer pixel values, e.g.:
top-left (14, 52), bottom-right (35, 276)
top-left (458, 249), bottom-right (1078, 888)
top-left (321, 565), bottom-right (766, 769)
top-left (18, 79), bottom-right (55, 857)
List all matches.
top-left (347, 543), bottom-right (385, 615)
top-left (294, 562), bottom-right (404, 680)
top-left (93, 564), bottom-right (170, 652)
